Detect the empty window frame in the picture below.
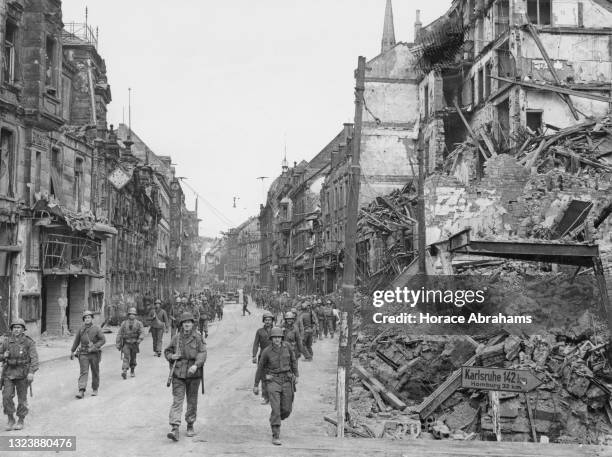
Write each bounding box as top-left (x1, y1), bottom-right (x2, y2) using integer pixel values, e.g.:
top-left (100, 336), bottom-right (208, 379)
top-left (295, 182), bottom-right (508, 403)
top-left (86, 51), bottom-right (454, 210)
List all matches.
top-left (45, 36), bottom-right (57, 89)
top-left (3, 20), bottom-right (17, 85)
top-left (526, 110), bottom-right (543, 133)
top-left (527, 0), bottom-right (551, 25)
top-left (74, 157), bottom-right (83, 212)
top-left (0, 128), bottom-right (15, 197)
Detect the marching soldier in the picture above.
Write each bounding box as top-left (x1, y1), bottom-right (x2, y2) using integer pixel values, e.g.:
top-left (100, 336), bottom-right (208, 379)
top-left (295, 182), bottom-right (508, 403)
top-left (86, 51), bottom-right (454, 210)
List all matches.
top-left (252, 311), bottom-right (274, 405)
top-left (0, 319), bottom-right (39, 431)
top-left (197, 298), bottom-right (209, 338)
top-left (314, 299), bottom-right (325, 340)
top-left (70, 310), bottom-right (106, 398)
top-left (253, 326), bottom-right (298, 446)
top-left (282, 311), bottom-right (310, 361)
top-left (165, 312), bottom-right (206, 441)
top-left (148, 299), bottom-right (170, 357)
top-left (297, 302), bottom-right (318, 360)
top-left (116, 307), bottom-right (145, 378)
top-left (170, 297), bottom-right (188, 338)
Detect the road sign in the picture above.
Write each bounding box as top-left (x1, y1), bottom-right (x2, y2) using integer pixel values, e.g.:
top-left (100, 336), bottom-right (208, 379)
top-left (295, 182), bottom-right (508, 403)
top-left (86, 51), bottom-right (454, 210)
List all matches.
top-left (461, 367), bottom-right (543, 393)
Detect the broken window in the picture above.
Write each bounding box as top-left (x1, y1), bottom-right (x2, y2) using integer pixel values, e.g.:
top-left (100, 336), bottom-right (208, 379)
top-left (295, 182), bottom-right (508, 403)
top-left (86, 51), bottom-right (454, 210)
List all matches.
top-left (50, 147), bottom-right (62, 199)
top-left (19, 294), bottom-right (41, 322)
top-left (45, 36), bottom-right (57, 92)
top-left (3, 20), bottom-right (17, 85)
top-left (0, 128), bottom-right (15, 197)
top-left (74, 157), bottom-right (83, 212)
top-left (527, 0), bottom-right (551, 25)
top-left (526, 110), bottom-right (543, 133)
top-left (484, 62), bottom-right (492, 98)
top-left (62, 75), bottom-right (72, 120)
top-left (470, 75), bottom-right (475, 106)
top-left (495, 0), bottom-right (510, 36)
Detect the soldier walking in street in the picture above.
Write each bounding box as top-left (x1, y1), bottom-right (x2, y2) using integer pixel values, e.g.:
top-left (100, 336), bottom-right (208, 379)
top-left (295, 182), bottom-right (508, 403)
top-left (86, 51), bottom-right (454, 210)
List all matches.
top-left (197, 298), bottom-right (209, 338)
top-left (282, 311), bottom-right (310, 361)
top-left (116, 307), bottom-right (145, 378)
top-left (148, 299), bottom-right (169, 357)
top-left (314, 299), bottom-right (325, 340)
top-left (242, 293), bottom-right (252, 316)
top-left (165, 312), bottom-right (207, 441)
top-left (70, 310), bottom-right (106, 399)
top-left (170, 297), bottom-right (188, 338)
top-left (253, 326), bottom-right (298, 446)
top-left (0, 319), bottom-right (39, 431)
top-left (252, 311), bottom-right (274, 405)
top-left (297, 302), bottom-right (318, 360)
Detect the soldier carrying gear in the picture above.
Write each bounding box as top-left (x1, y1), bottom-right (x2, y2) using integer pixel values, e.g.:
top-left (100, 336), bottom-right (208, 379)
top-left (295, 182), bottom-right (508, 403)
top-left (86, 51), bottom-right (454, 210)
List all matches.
top-left (148, 299), bottom-right (170, 357)
top-left (282, 312), bottom-right (309, 361)
top-left (116, 307), bottom-right (145, 379)
top-left (71, 310), bottom-right (106, 399)
top-left (0, 319), bottom-right (39, 431)
top-left (164, 312), bottom-right (207, 442)
top-left (297, 302), bottom-right (318, 360)
top-left (253, 326), bottom-right (298, 446)
top-left (252, 311), bottom-right (275, 405)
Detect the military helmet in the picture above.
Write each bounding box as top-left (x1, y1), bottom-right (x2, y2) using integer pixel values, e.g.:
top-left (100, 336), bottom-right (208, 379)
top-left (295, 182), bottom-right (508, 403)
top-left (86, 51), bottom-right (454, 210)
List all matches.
top-left (10, 318), bottom-right (26, 330)
top-left (127, 307), bottom-right (137, 315)
top-left (270, 327), bottom-right (284, 338)
top-left (284, 311), bottom-right (296, 320)
top-left (154, 299), bottom-right (162, 304)
top-left (301, 302), bottom-right (310, 310)
top-left (179, 312), bottom-right (195, 325)
top-left (82, 310), bottom-right (94, 320)
top-left (262, 311), bottom-right (274, 322)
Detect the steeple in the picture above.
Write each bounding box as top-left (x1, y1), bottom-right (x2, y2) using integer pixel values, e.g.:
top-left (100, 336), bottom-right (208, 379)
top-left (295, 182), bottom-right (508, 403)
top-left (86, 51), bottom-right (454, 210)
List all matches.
top-left (381, 0), bottom-right (396, 54)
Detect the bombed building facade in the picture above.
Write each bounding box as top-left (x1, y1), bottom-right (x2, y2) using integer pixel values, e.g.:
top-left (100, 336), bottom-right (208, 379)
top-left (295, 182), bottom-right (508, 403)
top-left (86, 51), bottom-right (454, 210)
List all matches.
top-left (0, 0), bottom-right (200, 335)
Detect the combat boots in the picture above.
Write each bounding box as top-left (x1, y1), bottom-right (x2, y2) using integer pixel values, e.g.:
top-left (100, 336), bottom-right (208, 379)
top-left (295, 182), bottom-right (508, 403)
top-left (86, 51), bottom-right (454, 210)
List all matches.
top-left (167, 425), bottom-right (179, 441)
top-left (121, 370), bottom-right (127, 380)
top-left (271, 425), bottom-right (281, 445)
top-left (75, 389), bottom-right (85, 399)
top-left (130, 368), bottom-right (135, 378)
top-left (186, 423), bottom-right (195, 437)
top-left (5, 414), bottom-right (15, 431)
top-left (13, 418), bottom-right (24, 430)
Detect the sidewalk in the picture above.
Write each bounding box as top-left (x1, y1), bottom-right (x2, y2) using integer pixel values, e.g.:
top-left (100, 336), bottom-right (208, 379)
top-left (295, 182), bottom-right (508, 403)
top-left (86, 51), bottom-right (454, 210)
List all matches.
top-left (35, 326), bottom-right (125, 365)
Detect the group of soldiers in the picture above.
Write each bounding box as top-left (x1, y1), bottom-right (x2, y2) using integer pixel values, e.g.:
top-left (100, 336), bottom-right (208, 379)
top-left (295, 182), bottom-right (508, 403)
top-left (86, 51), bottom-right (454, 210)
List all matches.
top-left (0, 290), bottom-right (215, 440)
top-left (1, 289), bottom-right (331, 447)
top-left (251, 294), bottom-right (339, 445)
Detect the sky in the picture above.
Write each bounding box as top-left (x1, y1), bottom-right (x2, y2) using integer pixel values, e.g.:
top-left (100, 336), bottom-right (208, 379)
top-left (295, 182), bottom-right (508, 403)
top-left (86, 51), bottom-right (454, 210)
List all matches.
top-left (61, 0), bottom-right (450, 237)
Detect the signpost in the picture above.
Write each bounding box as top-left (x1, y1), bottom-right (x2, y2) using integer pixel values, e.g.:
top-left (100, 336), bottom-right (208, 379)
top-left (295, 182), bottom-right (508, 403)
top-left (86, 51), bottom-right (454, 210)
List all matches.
top-left (462, 366), bottom-right (543, 442)
top-left (461, 367), bottom-right (543, 393)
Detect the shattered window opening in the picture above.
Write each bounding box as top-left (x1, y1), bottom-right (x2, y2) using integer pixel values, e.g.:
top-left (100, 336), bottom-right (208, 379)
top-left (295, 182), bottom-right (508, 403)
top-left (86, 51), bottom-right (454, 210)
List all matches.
top-left (3, 20), bottom-right (17, 85)
top-left (528, 0), bottom-right (552, 25)
top-left (0, 128), bottom-right (15, 197)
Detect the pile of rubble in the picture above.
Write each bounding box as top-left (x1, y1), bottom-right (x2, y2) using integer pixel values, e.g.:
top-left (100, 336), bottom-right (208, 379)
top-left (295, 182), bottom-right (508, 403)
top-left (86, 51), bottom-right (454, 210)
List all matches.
top-left (516, 118), bottom-right (612, 174)
top-left (357, 183), bottom-right (417, 292)
top-left (345, 320), bottom-right (611, 444)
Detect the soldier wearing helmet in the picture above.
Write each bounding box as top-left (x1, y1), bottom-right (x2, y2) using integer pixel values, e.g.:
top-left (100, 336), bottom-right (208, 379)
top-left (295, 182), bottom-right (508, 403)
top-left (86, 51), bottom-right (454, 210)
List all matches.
top-left (70, 310), bottom-right (106, 399)
top-left (148, 299), bottom-right (170, 356)
top-left (170, 296), bottom-right (189, 338)
top-left (297, 301), bottom-right (318, 360)
top-left (282, 311), bottom-right (309, 361)
top-left (164, 312), bottom-right (207, 441)
top-left (252, 311), bottom-right (275, 405)
top-left (253, 326), bottom-right (298, 446)
top-left (116, 307), bottom-right (145, 379)
top-left (0, 319), bottom-right (38, 431)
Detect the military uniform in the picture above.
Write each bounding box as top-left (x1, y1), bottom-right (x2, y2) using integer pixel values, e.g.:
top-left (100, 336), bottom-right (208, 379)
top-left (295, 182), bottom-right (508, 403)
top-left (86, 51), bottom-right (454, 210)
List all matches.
top-left (297, 306), bottom-right (318, 359)
top-left (197, 300), bottom-right (209, 337)
top-left (164, 314), bottom-right (206, 441)
top-left (254, 337), bottom-right (298, 444)
top-left (71, 317), bottom-right (106, 397)
top-left (116, 314), bottom-right (145, 377)
top-left (252, 323), bottom-right (273, 403)
top-left (0, 329), bottom-right (39, 430)
top-left (148, 304), bottom-right (170, 356)
top-left (282, 322), bottom-right (309, 360)
top-left (170, 300), bottom-right (188, 338)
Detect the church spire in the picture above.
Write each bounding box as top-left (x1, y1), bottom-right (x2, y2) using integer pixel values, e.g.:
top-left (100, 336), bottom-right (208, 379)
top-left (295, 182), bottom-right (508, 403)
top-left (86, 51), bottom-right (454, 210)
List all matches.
top-left (381, 0), bottom-right (396, 54)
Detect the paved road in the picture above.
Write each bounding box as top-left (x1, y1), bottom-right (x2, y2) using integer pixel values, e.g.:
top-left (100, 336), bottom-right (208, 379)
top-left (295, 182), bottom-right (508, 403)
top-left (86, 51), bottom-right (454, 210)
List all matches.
top-left (3, 303), bottom-right (608, 457)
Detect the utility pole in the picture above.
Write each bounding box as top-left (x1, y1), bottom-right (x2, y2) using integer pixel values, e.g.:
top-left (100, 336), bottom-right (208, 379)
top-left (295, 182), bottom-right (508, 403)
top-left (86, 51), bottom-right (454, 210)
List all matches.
top-left (336, 55), bottom-right (365, 439)
top-left (417, 132), bottom-right (426, 274)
